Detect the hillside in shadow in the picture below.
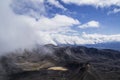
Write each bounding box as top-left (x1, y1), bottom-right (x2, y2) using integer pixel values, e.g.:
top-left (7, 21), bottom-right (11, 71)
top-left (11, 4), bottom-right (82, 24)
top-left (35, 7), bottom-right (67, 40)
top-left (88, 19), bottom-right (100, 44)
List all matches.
top-left (0, 44), bottom-right (120, 80)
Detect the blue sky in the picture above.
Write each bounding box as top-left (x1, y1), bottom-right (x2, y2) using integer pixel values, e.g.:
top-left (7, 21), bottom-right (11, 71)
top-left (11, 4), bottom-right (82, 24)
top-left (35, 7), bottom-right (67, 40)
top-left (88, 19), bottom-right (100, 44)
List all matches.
top-left (0, 0), bottom-right (120, 52)
top-left (46, 2), bottom-right (120, 34)
top-left (10, 0), bottom-right (120, 34)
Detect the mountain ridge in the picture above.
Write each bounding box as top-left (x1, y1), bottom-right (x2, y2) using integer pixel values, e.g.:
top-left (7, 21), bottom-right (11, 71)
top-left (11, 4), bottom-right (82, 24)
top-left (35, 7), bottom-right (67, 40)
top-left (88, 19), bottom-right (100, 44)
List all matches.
top-left (0, 44), bottom-right (120, 80)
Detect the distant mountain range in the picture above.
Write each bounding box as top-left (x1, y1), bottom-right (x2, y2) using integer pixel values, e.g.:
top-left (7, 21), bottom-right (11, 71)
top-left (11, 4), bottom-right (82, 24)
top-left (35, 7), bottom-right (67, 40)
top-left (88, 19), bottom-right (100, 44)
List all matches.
top-left (85, 42), bottom-right (120, 51)
top-left (58, 42), bottom-right (120, 51)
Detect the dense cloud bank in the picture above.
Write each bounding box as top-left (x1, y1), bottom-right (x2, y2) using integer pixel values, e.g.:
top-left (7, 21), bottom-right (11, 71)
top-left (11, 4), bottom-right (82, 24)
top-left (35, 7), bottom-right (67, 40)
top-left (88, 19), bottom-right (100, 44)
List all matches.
top-left (0, 0), bottom-right (120, 53)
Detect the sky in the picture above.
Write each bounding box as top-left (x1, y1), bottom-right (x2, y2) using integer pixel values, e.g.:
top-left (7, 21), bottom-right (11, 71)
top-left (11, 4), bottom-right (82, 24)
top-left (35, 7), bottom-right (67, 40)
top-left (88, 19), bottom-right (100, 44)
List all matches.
top-left (0, 0), bottom-right (120, 53)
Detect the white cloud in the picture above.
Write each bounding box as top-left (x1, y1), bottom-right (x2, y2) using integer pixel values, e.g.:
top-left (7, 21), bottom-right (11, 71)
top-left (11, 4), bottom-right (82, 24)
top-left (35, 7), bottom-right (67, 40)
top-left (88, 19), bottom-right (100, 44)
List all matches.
top-left (79, 20), bottom-right (100, 29)
top-left (30, 14), bottom-right (80, 30)
top-left (0, 0), bottom-right (120, 54)
top-left (82, 32), bottom-right (120, 43)
top-left (0, 0), bottom-right (80, 53)
top-left (51, 33), bottom-right (94, 44)
top-left (47, 32), bottom-right (120, 45)
top-left (47, 0), bottom-right (67, 10)
top-left (107, 8), bottom-right (120, 15)
top-left (11, 0), bottom-right (46, 19)
top-left (61, 0), bottom-right (120, 8)
top-left (113, 8), bottom-right (120, 13)
top-left (48, 32), bottom-right (120, 45)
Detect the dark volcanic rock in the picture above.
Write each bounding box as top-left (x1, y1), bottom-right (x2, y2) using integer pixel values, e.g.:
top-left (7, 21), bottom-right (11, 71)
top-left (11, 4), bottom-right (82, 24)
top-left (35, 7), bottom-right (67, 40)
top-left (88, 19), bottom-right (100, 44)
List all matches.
top-left (0, 45), bottom-right (120, 80)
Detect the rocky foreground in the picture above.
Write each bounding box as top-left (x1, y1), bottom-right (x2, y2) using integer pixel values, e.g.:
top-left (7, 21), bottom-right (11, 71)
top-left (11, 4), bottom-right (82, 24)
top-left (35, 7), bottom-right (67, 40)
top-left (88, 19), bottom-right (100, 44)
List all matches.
top-left (0, 44), bottom-right (120, 80)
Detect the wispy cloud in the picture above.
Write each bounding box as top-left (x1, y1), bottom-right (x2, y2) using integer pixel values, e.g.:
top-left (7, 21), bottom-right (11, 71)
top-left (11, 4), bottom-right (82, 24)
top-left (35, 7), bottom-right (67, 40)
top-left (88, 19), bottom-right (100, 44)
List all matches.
top-left (107, 8), bottom-right (120, 15)
top-left (50, 32), bottom-right (120, 45)
top-left (79, 20), bottom-right (100, 29)
top-left (32, 14), bottom-right (80, 30)
top-left (47, 0), bottom-right (67, 10)
top-left (82, 32), bottom-right (120, 43)
top-left (61, 0), bottom-right (120, 8)
top-left (11, 0), bottom-right (46, 19)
